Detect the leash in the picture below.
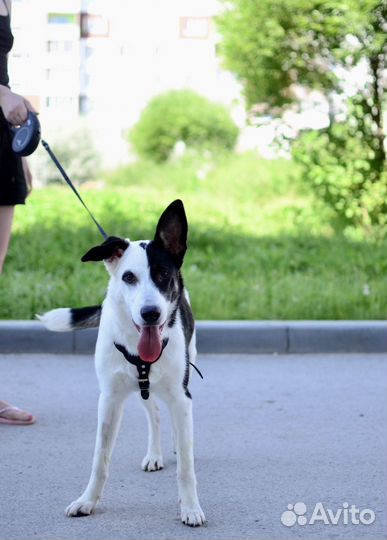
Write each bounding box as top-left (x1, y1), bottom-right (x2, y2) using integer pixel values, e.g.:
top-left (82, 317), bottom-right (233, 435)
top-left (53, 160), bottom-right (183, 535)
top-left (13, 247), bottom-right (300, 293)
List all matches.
top-left (189, 362), bottom-right (203, 379)
top-left (41, 139), bottom-right (108, 241)
top-left (10, 112), bottom-right (107, 240)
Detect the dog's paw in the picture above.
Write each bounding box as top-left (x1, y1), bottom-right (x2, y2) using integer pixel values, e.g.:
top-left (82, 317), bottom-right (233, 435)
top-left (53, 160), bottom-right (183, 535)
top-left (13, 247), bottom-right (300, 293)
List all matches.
top-left (141, 453), bottom-right (164, 472)
top-left (65, 498), bottom-right (97, 517)
top-left (181, 505), bottom-right (206, 527)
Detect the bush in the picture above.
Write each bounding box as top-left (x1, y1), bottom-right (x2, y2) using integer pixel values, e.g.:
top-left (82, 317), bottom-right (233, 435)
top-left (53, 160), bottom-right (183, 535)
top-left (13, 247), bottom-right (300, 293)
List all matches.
top-left (292, 123), bottom-right (387, 230)
top-left (130, 90), bottom-right (239, 162)
top-left (34, 125), bottom-right (101, 185)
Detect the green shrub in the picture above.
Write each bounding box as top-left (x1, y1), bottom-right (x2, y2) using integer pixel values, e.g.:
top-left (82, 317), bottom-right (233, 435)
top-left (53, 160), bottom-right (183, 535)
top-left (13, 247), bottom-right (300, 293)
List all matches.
top-left (130, 90), bottom-right (239, 162)
top-left (292, 123), bottom-right (387, 230)
top-left (34, 125), bottom-right (101, 185)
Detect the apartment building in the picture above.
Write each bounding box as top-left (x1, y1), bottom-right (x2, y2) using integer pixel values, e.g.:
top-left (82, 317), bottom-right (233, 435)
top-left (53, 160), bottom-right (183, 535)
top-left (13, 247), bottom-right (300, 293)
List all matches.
top-left (8, 0), bottom-right (241, 166)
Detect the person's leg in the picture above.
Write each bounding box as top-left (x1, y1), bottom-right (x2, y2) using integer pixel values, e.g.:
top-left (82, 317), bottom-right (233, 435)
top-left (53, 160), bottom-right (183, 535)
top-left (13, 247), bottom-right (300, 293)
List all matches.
top-left (0, 205), bottom-right (15, 274)
top-left (0, 207), bottom-right (36, 424)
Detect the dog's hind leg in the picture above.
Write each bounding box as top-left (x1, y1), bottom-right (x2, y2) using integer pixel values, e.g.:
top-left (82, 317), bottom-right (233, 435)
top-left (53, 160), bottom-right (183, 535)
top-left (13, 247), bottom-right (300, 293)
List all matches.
top-left (140, 395), bottom-right (164, 471)
top-left (66, 390), bottom-right (127, 517)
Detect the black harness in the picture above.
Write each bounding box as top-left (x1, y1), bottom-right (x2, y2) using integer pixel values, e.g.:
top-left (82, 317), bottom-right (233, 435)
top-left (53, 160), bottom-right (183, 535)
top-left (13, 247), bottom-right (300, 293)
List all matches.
top-left (114, 339), bottom-right (168, 400)
top-left (114, 338), bottom-right (203, 400)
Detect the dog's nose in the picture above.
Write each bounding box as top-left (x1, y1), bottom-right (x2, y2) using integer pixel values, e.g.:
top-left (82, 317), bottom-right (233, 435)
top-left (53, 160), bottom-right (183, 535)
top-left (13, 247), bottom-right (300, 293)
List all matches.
top-left (141, 306), bottom-right (161, 325)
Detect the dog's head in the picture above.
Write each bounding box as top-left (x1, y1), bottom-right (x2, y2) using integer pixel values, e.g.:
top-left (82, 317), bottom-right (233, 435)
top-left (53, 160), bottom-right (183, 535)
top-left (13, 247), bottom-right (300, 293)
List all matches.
top-left (81, 199), bottom-right (188, 363)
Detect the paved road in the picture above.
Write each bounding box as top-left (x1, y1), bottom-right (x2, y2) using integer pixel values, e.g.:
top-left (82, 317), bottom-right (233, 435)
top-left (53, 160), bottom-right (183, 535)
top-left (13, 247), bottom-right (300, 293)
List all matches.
top-left (0, 353), bottom-right (386, 540)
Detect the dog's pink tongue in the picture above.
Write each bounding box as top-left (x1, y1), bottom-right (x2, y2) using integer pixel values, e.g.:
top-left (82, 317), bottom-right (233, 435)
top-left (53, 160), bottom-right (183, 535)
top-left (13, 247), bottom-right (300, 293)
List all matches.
top-left (137, 326), bottom-right (162, 363)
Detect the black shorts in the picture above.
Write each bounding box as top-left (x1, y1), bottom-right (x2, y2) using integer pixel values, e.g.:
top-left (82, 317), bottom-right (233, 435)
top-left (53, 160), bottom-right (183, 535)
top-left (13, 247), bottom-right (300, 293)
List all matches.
top-left (0, 109), bottom-right (27, 206)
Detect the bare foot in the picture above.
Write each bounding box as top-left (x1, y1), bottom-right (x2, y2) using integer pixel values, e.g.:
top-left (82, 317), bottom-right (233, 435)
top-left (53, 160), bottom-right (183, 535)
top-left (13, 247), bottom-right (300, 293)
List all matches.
top-left (0, 400), bottom-right (36, 425)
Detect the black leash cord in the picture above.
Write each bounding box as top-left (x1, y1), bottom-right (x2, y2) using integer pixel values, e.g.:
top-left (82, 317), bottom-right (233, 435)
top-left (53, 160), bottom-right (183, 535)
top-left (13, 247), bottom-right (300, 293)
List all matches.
top-left (189, 362), bottom-right (203, 379)
top-left (41, 139), bottom-right (108, 240)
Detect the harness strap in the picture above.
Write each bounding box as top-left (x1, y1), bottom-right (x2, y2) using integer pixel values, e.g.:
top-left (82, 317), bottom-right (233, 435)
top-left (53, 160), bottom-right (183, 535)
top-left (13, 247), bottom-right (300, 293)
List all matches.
top-left (114, 339), bottom-right (203, 400)
top-left (114, 339), bottom-right (169, 400)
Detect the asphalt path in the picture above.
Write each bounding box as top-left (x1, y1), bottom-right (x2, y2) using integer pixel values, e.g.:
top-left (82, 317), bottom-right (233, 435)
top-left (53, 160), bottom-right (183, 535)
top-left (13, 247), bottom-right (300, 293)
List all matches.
top-left (0, 353), bottom-right (386, 540)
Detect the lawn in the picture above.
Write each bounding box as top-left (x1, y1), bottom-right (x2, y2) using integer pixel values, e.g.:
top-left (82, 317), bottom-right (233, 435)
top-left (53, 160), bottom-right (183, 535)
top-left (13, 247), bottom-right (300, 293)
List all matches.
top-left (0, 152), bottom-right (385, 320)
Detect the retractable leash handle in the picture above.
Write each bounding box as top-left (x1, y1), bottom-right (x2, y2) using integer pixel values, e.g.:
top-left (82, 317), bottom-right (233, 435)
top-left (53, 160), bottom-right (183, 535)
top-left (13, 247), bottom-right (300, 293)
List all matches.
top-left (10, 110), bottom-right (41, 156)
top-left (41, 140), bottom-right (108, 240)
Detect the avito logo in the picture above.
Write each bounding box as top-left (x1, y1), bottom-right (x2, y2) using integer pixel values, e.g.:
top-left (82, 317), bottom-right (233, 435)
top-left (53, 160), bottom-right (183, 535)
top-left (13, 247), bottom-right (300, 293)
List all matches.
top-left (281, 502), bottom-right (375, 527)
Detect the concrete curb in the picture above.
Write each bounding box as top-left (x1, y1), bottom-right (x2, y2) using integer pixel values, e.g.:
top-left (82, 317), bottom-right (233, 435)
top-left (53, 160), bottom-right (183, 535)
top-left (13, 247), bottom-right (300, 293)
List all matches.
top-left (0, 320), bottom-right (385, 354)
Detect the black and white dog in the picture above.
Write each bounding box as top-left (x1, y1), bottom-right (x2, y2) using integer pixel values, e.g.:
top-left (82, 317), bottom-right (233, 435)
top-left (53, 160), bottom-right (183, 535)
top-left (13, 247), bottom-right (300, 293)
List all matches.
top-left (39, 200), bottom-right (205, 527)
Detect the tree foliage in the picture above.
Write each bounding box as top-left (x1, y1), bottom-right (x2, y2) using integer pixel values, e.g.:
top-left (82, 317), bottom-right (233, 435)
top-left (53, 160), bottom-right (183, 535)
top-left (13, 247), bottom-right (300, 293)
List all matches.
top-left (217, 0), bottom-right (386, 229)
top-left (292, 108), bottom-right (387, 228)
top-left (217, 1), bottom-right (385, 112)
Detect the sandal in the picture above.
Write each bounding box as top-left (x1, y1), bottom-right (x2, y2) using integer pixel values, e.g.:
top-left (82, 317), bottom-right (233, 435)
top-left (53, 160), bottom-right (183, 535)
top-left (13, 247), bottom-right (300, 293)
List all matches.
top-left (0, 405), bottom-right (36, 425)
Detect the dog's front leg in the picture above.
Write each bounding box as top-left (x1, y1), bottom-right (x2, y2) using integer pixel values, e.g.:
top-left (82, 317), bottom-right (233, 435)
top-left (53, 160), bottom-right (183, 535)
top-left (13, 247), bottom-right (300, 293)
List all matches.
top-left (167, 395), bottom-right (206, 526)
top-left (66, 390), bottom-right (127, 517)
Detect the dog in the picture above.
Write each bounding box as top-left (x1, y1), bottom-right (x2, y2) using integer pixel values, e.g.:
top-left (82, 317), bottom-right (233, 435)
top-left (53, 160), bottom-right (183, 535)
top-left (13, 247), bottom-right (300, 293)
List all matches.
top-left (39, 200), bottom-right (206, 527)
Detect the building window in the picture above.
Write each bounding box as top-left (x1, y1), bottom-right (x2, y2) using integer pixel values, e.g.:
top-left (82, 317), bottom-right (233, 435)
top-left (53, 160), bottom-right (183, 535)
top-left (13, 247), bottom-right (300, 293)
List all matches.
top-left (48, 13), bottom-right (77, 25)
top-left (46, 96), bottom-right (75, 109)
top-left (47, 40), bottom-right (58, 53)
top-left (180, 17), bottom-right (211, 39)
top-left (46, 68), bottom-right (74, 82)
top-left (47, 40), bottom-right (73, 53)
top-left (79, 95), bottom-right (92, 114)
top-left (85, 45), bottom-right (95, 58)
top-left (63, 41), bottom-right (73, 52)
top-left (80, 13), bottom-right (109, 38)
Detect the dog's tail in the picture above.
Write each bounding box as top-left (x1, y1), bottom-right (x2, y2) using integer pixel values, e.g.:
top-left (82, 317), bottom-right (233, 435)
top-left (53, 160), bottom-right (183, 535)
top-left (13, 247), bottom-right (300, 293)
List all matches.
top-left (37, 305), bottom-right (102, 331)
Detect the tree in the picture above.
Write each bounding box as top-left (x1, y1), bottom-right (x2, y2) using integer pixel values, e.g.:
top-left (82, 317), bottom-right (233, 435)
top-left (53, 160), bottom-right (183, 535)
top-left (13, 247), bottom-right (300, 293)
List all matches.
top-left (217, 1), bottom-right (385, 123)
top-left (353, 1), bottom-right (387, 166)
top-left (217, 0), bottom-right (387, 228)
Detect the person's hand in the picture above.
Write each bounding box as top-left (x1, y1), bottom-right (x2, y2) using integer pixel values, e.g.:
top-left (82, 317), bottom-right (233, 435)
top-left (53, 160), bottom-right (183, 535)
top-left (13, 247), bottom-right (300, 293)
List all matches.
top-left (0, 87), bottom-right (36, 125)
top-left (21, 157), bottom-right (33, 195)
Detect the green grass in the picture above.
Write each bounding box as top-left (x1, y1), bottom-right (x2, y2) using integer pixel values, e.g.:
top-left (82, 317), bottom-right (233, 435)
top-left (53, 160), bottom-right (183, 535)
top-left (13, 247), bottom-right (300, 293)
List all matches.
top-left (1, 152), bottom-right (386, 320)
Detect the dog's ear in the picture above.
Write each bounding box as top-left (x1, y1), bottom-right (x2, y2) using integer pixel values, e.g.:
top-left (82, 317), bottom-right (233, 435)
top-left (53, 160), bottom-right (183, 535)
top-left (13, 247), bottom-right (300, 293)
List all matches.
top-left (154, 200), bottom-right (187, 269)
top-left (81, 236), bottom-right (129, 263)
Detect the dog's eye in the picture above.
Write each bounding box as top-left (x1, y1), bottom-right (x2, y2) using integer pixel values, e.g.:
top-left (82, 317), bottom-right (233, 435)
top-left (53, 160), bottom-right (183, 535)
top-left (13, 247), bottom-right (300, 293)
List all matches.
top-left (122, 271), bottom-right (137, 285)
top-left (156, 267), bottom-right (170, 282)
